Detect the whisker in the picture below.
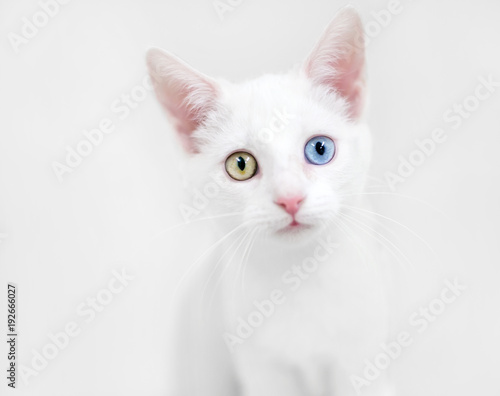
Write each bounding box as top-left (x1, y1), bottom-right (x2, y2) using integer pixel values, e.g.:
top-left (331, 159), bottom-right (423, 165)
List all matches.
top-left (333, 216), bottom-right (387, 292)
top-left (200, 229), bottom-right (248, 306)
top-left (342, 204), bottom-right (438, 259)
top-left (343, 208), bottom-right (406, 255)
top-left (169, 221), bottom-right (251, 310)
top-left (329, 216), bottom-right (370, 268)
top-left (239, 227), bottom-right (260, 294)
top-left (207, 227), bottom-right (254, 312)
top-left (340, 191), bottom-right (446, 216)
top-left (338, 211), bottom-right (414, 270)
top-left (152, 212), bottom-right (244, 240)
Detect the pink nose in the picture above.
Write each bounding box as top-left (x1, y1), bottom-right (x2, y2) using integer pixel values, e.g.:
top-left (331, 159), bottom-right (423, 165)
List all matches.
top-left (275, 195), bottom-right (304, 216)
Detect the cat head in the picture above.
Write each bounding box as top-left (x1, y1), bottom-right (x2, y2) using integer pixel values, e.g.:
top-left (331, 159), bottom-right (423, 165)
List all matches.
top-left (147, 7), bottom-right (371, 244)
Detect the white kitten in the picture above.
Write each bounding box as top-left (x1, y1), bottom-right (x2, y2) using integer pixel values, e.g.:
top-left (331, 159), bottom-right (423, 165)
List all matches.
top-left (147, 6), bottom-right (394, 396)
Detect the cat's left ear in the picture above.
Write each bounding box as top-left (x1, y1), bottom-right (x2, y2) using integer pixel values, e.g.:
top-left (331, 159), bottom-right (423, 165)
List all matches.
top-left (146, 48), bottom-right (219, 152)
top-left (304, 6), bottom-right (366, 120)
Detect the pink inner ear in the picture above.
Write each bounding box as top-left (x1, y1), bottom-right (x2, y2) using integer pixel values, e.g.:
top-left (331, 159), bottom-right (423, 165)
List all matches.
top-left (161, 86), bottom-right (207, 152)
top-left (333, 54), bottom-right (365, 119)
top-left (304, 7), bottom-right (366, 120)
top-left (147, 48), bottom-right (219, 153)
top-left (157, 76), bottom-right (218, 153)
top-left (306, 46), bottom-right (365, 119)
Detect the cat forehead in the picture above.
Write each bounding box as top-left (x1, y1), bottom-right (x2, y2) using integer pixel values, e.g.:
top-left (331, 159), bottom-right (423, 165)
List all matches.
top-left (220, 73), bottom-right (342, 116)
top-left (211, 74), bottom-right (351, 145)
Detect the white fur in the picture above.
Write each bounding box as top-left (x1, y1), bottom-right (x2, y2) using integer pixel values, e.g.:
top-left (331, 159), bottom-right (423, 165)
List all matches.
top-left (148, 6), bottom-right (394, 396)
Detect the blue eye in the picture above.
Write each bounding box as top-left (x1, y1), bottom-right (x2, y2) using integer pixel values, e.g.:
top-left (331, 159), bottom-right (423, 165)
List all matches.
top-left (304, 136), bottom-right (335, 165)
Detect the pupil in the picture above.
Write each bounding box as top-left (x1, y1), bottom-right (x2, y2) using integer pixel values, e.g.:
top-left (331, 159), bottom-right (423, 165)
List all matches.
top-left (237, 156), bottom-right (246, 171)
top-left (315, 141), bottom-right (325, 155)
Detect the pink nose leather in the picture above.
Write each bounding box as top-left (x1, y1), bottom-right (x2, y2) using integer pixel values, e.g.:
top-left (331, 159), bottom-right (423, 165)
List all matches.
top-left (275, 196), bottom-right (304, 216)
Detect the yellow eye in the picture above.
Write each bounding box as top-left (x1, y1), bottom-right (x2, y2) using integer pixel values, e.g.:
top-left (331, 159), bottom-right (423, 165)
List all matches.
top-left (225, 151), bottom-right (258, 181)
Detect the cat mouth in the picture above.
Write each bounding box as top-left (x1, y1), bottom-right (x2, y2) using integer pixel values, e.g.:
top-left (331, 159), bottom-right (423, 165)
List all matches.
top-left (277, 220), bottom-right (312, 234)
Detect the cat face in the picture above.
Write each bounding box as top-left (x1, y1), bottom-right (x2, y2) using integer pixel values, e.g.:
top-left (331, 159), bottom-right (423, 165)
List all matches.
top-left (147, 7), bottom-right (370, 243)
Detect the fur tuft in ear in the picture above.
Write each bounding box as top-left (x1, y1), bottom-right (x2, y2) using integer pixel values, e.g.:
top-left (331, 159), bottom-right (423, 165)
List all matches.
top-left (304, 6), bottom-right (366, 120)
top-left (146, 48), bottom-right (219, 152)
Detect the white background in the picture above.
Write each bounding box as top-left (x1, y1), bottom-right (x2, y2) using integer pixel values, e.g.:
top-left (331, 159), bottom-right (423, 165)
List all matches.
top-left (1, 0), bottom-right (499, 395)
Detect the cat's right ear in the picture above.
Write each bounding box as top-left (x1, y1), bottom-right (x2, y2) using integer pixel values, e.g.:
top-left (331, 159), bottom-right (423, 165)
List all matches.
top-left (146, 48), bottom-right (219, 152)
